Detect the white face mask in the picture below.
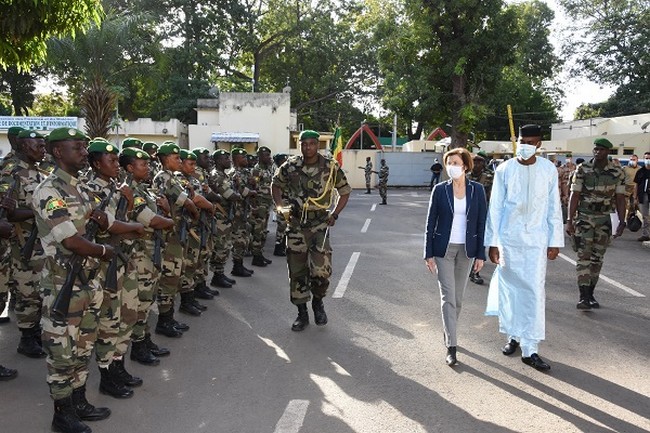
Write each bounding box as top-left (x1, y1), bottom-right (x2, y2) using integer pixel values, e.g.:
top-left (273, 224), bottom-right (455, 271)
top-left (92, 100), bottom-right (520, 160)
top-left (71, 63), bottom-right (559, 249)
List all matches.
top-left (645, 159), bottom-right (650, 167)
top-left (517, 143), bottom-right (537, 160)
top-left (629, 160), bottom-right (637, 167)
top-left (446, 165), bottom-right (464, 179)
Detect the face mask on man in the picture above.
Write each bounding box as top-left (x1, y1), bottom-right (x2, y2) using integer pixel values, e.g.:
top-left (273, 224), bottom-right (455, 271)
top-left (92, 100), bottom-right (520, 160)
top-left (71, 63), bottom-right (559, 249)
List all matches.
top-left (629, 160), bottom-right (637, 167)
top-left (517, 143), bottom-right (537, 160)
top-left (645, 159), bottom-right (650, 167)
top-left (446, 165), bottom-right (464, 180)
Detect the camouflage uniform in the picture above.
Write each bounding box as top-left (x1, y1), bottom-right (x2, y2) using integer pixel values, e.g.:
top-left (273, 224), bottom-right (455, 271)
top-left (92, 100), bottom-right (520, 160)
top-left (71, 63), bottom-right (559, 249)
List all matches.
top-left (38, 154), bottom-right (57, 174)
top-left (623, 164), bottom-right (640, 219)
top-left (208, 167), bottom-right (236, 276)
top-left (467, 167), bottom-right (494, 201)
top-left (250, 162), bottom-right (273, 257)
top-left (0, 157), bottom-right (19, 315)
top-left (377, 163), bottom-right (389, 203)
top-left (191, 166), bottom-right (213, 287)
top-left (272, 154), bottom-right (351, 304)
top-left (177, 173), bottom-right (206, 294)
top-left (364, 160), bottom-right (372, 191)
top-left (570, 160), bottom-right (625, 295)
top-left (227, 166), bottom-right (254, 261)
top-left (32, 167), bottom-right (115, 400)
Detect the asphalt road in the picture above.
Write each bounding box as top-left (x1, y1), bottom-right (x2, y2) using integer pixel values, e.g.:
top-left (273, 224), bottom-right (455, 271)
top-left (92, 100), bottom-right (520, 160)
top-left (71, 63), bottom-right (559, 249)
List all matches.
top-left (1, 188), bottom-right (649, 433)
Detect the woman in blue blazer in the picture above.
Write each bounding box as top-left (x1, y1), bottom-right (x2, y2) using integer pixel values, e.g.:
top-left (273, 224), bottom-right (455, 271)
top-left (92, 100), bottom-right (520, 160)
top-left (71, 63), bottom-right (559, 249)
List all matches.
top-left (424, 148), bottom-right (487, 366)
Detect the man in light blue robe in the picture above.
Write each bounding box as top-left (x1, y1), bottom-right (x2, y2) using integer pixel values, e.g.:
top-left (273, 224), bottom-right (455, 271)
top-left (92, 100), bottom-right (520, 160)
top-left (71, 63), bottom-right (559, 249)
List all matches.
top-left (485, 124), bottom-right (564, 372)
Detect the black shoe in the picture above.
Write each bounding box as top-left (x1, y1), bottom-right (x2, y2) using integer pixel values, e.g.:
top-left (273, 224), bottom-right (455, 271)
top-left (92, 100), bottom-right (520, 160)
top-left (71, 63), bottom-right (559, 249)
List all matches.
top-left (17, 327), bottom-right (46, 358)
top-left (155, 311), bottom-right (183, 338)
top-left (113, 358), bottom-right (143, 387)
top-left (312, 298), bottom-right (328, 326)
top-left (53, 396), bottom-right (93, 433)
top-left (210, 273), bottom-right (232, 289)
top-left (251, 255), bottom-right (268, 267)
top-left (273, 243), bottom-right (286, 257)
top-left (99, 365), bottom-right (134, 399)
top-left (445, 347), bottom-right (457, 366)
top-left (262, 255), bottom-right (272, 264)
top-left (194, 285), bottom-right (214, 300)
top-left (231, 260), bottom-right (253, 277)
top-left (470, 272), bottom-right (484, 285)
top-left (71, 385), bottom-right (111, 421)
top-left (577, 287), bottom-right (592, 310)
top-left (291, 304), bottom-right (309, 332)
top-left (0, 316), bottom-right (9, 324)
top-left (171, 318), bottom-right (189, 332)
top-left (130, 340), bottom-right (161, 366)
top-left (192, 298), bottom-right (208, 311)
top-left (223, 275), bottom-right (236, 285)
top-left (179, 292), bottom-right (202, 316)
top-left (587, 286), bottom-right (600, 308)
top-left (144, 334), bottom-right (170, 357)
top-left (522, 353), bottom-right (551, 371)
top-left (502, 339), bottom-right (519, 356)
top-left (0, 364), bottom-right (17, 381)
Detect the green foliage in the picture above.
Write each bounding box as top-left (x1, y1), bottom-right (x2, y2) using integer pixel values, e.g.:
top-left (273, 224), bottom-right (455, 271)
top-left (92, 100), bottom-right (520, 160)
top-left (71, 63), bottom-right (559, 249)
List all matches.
top-left (573, 103), bottom-right (602, 120)
top-left (31, 92), bottom-right (77, 117)
top-left (0, 66), bottom-right (39, 115)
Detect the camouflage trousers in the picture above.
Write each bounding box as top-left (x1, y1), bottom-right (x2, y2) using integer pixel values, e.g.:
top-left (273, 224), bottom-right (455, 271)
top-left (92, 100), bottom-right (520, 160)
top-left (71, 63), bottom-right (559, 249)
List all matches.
top-left (250, 202), bottom-right (271, 255)
top-left (574, 214), bottom-right (611, 290)
top-left (0, 242), bottom-right (17, 313)
top-left (378, 182), bottom-right (387, 201)
top-left (41, 263), bottom-right (103, 400)
top-left (10, 241), bottom-right (44, 329)
top-left (210, 216), bottom-right (232, 274)
top-left (181, 229), bottom-right (210, 292)
top-left (640, 194), bottom-right (650, 237)
top-left (231, 215), bottom-right (250, 261)
top-left (365, 173), bottom-right (371, 190)
top-left (157, 234), bottom-right (184, 314)
top-left (275, 214), bottom-right (287, 245)
top-left (286, 221), bottom-right (332, 304)
top-left (131, 244), bottom-right (160, 343)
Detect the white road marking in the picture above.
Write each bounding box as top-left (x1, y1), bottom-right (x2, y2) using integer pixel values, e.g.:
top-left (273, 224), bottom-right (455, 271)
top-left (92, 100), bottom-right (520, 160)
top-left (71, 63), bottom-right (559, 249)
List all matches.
top-left (558, 253), bottom-right (646, 297)
top-left (361, 218), bottom-right (371, 233)
top-left (371, 204), bottom-right (377, 212)
top-left (332, 252), bottom-right (360, 298)
top-left (273, 400), bottom-right (309, 433)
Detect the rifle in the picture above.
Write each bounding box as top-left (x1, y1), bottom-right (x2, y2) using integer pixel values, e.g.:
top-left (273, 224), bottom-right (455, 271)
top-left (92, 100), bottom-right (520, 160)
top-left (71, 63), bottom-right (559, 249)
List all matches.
top-left (0, 174), bottom-right (20, 220)
top-left (51, 186), bottom-right (115, 320)
top-left (104, 176), bottom-right (132, 292)
top-left (20, 225), bottom-right (39, 264)
top-left (152, 187), bottom-right (165, 271)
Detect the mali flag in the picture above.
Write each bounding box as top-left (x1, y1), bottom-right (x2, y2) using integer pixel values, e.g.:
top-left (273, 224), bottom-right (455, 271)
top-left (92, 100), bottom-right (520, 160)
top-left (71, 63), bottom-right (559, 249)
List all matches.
top-left (330, 127), bottom-right (343, 167)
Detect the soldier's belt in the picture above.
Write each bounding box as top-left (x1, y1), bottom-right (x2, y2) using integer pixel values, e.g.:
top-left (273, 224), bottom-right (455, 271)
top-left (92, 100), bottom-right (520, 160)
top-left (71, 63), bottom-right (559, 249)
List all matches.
top-left (300, 210), bottom-right (329, 221)
top-left (578, 202), bottom-right (611, 212)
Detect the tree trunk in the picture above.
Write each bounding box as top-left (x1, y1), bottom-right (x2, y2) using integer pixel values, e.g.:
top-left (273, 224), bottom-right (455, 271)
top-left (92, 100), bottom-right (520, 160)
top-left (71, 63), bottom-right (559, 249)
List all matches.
top-left (449, 74), bottom-right (468, 149)
top-left (81, 77), bottom-right (117, 139)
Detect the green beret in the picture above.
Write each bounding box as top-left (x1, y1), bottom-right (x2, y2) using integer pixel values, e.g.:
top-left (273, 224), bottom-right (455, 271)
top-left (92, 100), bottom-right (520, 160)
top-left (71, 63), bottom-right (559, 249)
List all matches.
top-left (47, 127), bottom-right (89, 143)
top-left (247, 154), bottom-right (256, 161)
top-left (212, 149), bottom-right (229, 158)
top-left (520, 124), bottom-right (542, 137)
top-left (7, 127), bottom-right (24, 137)
top-left (179, 149), bottom-right (197, 160)
top-left (142, 142), bottom-right (158, 152)
top-left (299, 130), bottom-right (320, 141)
top-left (122, 137), bottom-right (143, 149)
top-left (594, 138), bottom-right (613, 149)
top-left (192, 147), bottom-right (210, 156)
top-left (17, 130), bottom-right (45, 139)
top-left (231, 147), bottom-right (247, 156)
top-left (120, 147), bottom-right (150, 160)
top-left (162, 141), bottom-right (177, 146)
top-left (157, 143), bottom-right (180, 156)
top-left (88, 140), bottom-right (119, 154)
top-left (257, 146), bottom-right (271, 154)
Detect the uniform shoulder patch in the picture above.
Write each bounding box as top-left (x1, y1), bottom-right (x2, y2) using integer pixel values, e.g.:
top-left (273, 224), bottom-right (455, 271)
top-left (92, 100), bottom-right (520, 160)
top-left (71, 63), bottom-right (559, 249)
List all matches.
top-left (45, 198), bottom-right (67, 212)
top-left (133, 196), bottom-right (146, 207)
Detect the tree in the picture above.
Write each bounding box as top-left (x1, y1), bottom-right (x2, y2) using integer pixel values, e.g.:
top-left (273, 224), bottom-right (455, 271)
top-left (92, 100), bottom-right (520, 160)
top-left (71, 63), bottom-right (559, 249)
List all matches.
top-left (0, 0), bottom-right (103, 69)
top-left (0, 67), bottom-right (39, 115)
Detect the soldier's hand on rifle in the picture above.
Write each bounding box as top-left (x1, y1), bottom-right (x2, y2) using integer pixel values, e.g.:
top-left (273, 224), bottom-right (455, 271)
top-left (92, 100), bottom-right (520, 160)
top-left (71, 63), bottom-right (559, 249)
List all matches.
top-left (156, 195), bottom-right (170, 215)
top-left (90, 209), bottom-right (110, 231)
top-left (0, 194), bottom-right (16, 214)
top-left (184, 199), bottom-right (200, 220)
top-left (100, 244), bottom-right (116, 261)
top-left (0, 220), bottom-right (14, 239)
top-left (119, 184), bottom-right (135, 210)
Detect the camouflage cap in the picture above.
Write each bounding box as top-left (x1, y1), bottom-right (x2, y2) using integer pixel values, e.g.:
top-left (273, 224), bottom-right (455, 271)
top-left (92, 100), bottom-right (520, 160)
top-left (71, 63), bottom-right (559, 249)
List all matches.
top-left (122, 137), bottom-right (143, 149)
top-left (192, 147), bottom-right (210, 156)
top-left (257, 146), bottom-right (271, 154)
top-left (231, 147), bottom-right (247, 156)
top-left (88, 140), bottom-right (119, 154)
top-left (157, 143), bottom-right (180, 155)
top-left (142, 142), bottom-right (158, 152)
top-left (299, 130), bottom-right (320, 141)
top-left (594, 137), bottom-right (613, 149)
top-left (7, 127), bottom-right (24, 137)
top-left (120, 147), bottom-right (150, 160)
top-left (17, 130), bottom-right (45, 139)
top-left (212, 149), bottom-right (230, 158)
top-left (474, 151), bottom-right (489, 160)
top-left (47, 127), bottom-right (89, 143)
top-left (180, 149), bottom-right (197, 160)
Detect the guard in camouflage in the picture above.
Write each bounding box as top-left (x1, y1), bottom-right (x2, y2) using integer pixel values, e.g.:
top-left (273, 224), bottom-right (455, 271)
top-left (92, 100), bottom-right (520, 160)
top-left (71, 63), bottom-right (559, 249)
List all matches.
top-left (567, 138), bottom-right (626, 311)
top-left (119, 147), bottom-right (175, 366)
top-left (32, 127), bottom-right (116, 433)
top-left (372, 159), bottom-right (389, 205)
top-left (227, 148), bottom-right (257, 277)
top-left (272, 130), bottom-right (351, 332)
top-left (0, 130), bottom-right (48, 358)
top-left (358, 156), bottom-right (373, 194)
top-left (0, 218), bottom-right (16, 380)
top-left (250, 146), bottom-right (274, 266)
top-left (467, 151), bottom-right (494, 285)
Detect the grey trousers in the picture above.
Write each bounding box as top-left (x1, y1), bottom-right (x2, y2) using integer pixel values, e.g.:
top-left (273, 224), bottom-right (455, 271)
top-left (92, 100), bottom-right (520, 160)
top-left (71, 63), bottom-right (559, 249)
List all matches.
top-left (640, 193), bottom-right (649, 237)
top-left (434, 243), bottom-right (473, 347)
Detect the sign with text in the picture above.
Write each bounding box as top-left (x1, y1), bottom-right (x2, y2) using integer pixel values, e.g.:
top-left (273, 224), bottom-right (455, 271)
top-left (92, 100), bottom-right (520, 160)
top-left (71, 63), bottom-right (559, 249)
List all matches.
top-left (0, 116), bottom-right (78, 131)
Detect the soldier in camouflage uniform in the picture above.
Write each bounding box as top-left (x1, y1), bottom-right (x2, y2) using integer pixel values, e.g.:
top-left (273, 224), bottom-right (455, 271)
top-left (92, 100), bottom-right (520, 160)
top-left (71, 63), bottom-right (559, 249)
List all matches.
top-left (272, 153), bottom-right (289, 257)
top-left (227, 148), bottom-right (257, 277)
top-left (272, 130), bottom-right (351, 332)
top-left (32, 127), bottom-right (118, 432)
top-left (623, 154), bottom-right (640, 220)
top-left (143, 142), bottom-right (161, 183)
top-left (250, 146), bottom-right (274, 266)
top-left (0, 130), bottom-right (48, 358)
top-left (358, 156), bottom-right (373, 194)
top-left (82, 139), bottom-right (145, 399)
top-left (466, 151), bottom-right (494, 285)
top-left (153, 143), bottom-right (199, 338)
top-left (372, 159), bottom-right (389, 205)
top-left (208, 150), bottom-right (241, 288)
top-left (0, 194), bottom-right (16, 378)
top-left (119, 148), bottom-right (174, 366)
top-left (567, 138), bottom-right (626, 310)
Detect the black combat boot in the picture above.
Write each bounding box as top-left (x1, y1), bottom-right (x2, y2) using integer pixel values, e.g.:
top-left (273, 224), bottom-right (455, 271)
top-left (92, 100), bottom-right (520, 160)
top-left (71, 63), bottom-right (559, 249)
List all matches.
top-left (17, 326), bottom-right (46, 358)
top-left (312, 297), bottom-right (328, 326)
top-left (210, 273), bottom-right (232, 289)
top-left (194, 283), bottom-right (214, 300)
top-left (445, 346), bottom-right (458, 366)
top-left (71, 385), bottom-right (111, 421)
top-left (577, 286), bottom-right (592, 310)
top-left (53, 396), bottom-right (92, 433)
top-left (179, 292), bottom-right (202, 316)
top-left (262, 254), bottom-right (272, 264)
top-left (130, 340), bottom-right (160, 366)
top-left (0, 364), bottom-right (17, 381)
top-left (99, 365), bottom-right (134, 399)
top-left (273, 242), bottom-right (286, 257)
top-left (223, 274), bottom-right (236, 285)
top-left (365, 188), bottom-right (371, 194)
top-left (291, 304), bottom-right (309, 332)
top-left (251, 255), bottom-right (268, 267)
top-left (469, 270), bottom-right (484, 285)
top-left (191, 296), bottom-right (208, 311)
top-left (155, 310), bottom-right (183, 338)
top-left (380, 199), bottom-right (387, 205)
top-left (231, 259), bottom-right (253, 277)
top-left (587, 286), bottom-right (600, 308)
top-left (144, 333), bottom-right (170, 357)
top-left (113, 358), bottom-right (143, 387)
top-left (171, 314), bottom-right (189, 332)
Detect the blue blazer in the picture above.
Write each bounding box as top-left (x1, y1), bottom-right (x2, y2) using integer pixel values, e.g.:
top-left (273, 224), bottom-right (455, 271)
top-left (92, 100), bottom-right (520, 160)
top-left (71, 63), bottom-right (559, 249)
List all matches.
top-left (424, 179), bottom-right (487, 260)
